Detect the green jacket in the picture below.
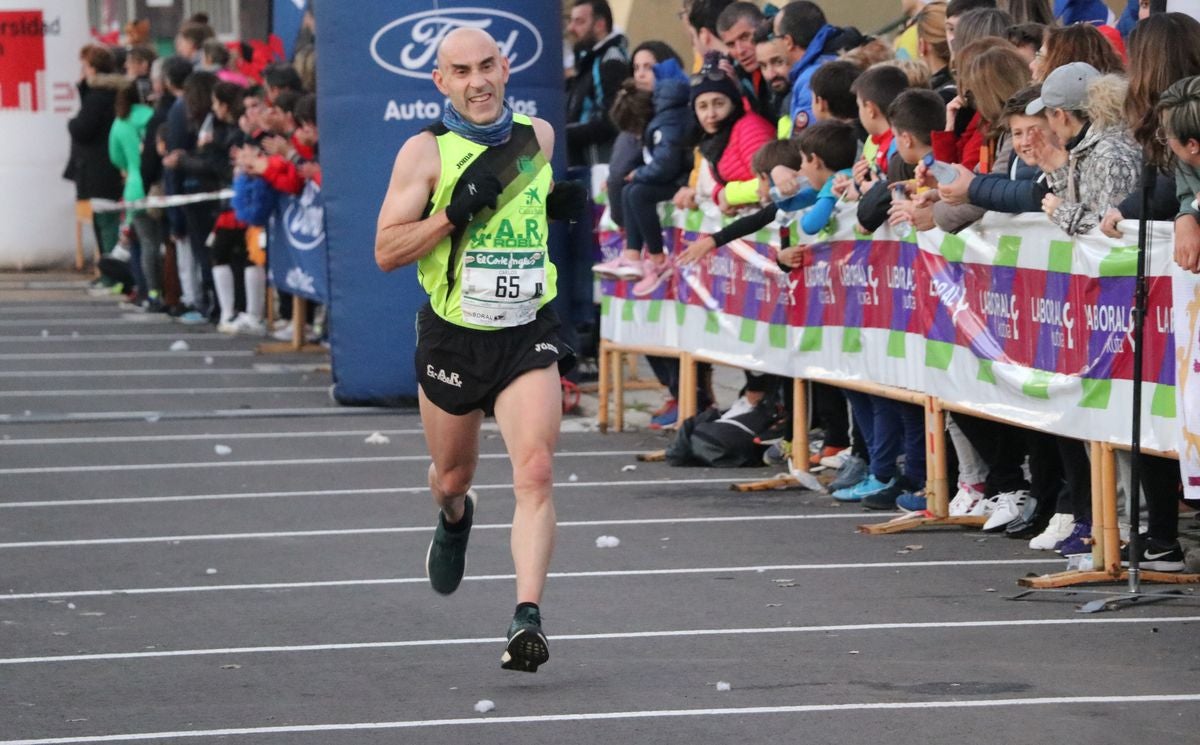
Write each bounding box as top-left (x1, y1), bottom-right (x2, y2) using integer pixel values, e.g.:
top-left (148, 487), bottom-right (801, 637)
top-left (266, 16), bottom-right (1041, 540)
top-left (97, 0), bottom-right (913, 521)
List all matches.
top-left (108, 103), bottom-right (154, 206)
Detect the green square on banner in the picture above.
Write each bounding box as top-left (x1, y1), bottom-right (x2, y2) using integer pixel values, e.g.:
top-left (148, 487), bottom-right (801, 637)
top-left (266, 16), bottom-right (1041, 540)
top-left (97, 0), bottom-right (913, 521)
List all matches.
top-left (994, 235), bottom-right (1021, 267)
top-left (887, 330), bottom-right (907, 358)
top-left (621, 299), bottom-right (635, 322)
top-left (977, 358), bottom-right (995, 384)
top-left (675, 302), bottom-right (687, 326)
top-left (685, 209), bottom-right (704, 232)
top-left (769, 323), bottom-right (788, 348)
top-left (661, 203), bottom-right (675, 223)
top-left (842, 327), bottom-right (862, 353)
top-left (819, 215), bottom-right (839, 241)
top-left (925, 340), bottom-right (954, 369)
top-left (1079, 377), bottom-right (1111, 409)
top-left (1048, 240), bottom-right (1074, 274)
top-left (705, 311), bottom-right (720, 334)
top-left (739, 317), bottom-right (757, 343)
top-left (800, 326), bottom-right (823, 352)
top-left (1152, 384), bottom-right (1177, 418)
top-left (647, 299), bottom-right (663, 323)
top-left (1022, 370), bottom-right (1052, 400)
top-left (1099, 245), bottom-right (1138, 277)
top-left (755, 228), bottom-right (772, 244)
top-left (600, 295), bottom-right (611, 316)
top-left (941, 233), bottom-right (965, 262)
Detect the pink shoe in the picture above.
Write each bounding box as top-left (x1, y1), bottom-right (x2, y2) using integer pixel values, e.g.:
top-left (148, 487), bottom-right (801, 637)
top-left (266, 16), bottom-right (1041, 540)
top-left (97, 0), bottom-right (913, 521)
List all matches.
top-left (631, 259), bottom-right (673, 297)
top-left (592, 255), bottom-right (644, 280)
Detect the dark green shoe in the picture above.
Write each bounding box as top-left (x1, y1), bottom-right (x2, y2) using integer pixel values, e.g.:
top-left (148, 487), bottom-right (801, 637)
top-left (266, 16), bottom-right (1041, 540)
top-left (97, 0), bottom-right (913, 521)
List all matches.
top-left (425, 490), bottom-right (476, 595)
top-left (500, 605), bottom-right (549, 673)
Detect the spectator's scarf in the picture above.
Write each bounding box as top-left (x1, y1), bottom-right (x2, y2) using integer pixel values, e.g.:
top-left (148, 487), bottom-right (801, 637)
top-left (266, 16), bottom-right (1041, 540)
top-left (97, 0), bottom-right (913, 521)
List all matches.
top-left (697, 102), bottom-right (744, 184)
top-left (443, 101), bottom-right (514, 147)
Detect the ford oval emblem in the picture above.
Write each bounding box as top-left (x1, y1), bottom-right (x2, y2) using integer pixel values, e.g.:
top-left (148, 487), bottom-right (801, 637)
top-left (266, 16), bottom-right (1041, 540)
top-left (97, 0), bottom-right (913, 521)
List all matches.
top-left (370, 8), bottom-right (544, 80)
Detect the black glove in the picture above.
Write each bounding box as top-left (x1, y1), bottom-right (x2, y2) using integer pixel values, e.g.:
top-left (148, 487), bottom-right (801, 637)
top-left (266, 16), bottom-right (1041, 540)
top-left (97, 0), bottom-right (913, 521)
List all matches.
top-left (546, 180), bottom-right (589, 222)
top-left (445, 173), bottom-right (503, 228)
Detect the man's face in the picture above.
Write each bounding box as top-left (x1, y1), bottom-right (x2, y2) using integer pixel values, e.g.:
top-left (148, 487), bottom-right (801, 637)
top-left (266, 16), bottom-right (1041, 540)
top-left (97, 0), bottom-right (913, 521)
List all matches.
top-left (756, 40), bottom-right (791, 95)
top-left (567, 5), bottom-right (599, 47)
top-left (720, 18), bottom-right (758, 73)
top-left (433, 33), bottom-right (510, 126)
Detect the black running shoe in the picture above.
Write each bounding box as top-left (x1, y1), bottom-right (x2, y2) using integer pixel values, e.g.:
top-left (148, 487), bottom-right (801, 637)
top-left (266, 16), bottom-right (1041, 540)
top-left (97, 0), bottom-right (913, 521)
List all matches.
top-left (425, 490), bottom-right (475, 595)
top-left (501, 605), bottom-right (549, 673)
top-left (1120, 536), bottom-right (1185, 572)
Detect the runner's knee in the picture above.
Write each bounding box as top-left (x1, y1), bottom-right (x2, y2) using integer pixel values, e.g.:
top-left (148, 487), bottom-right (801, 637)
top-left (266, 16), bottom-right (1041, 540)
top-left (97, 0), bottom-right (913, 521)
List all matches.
top-left (434, 462), bottom-right (475, 498)
top-left (512, 447), bottom-right (554, 496)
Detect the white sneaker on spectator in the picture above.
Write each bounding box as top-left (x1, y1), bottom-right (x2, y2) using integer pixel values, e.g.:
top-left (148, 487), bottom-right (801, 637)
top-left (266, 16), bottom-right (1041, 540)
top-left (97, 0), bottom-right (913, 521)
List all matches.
top-left (233, 313), bottom-right (267, 336)
top-left (967, 494), bottom-right (1000, 517)
top-left (272, 321), bottom-right (295, 341)
top-left (982, 489), bottom-right (1030, 531)
top-left (1029, 513), bottom-right (1075, 550)
top-left (820, 447), bottom-right (850, 470)
top-left (216, 318), bottom-right (239, 335)
top-left (948, 481), bottom-right (985, 516)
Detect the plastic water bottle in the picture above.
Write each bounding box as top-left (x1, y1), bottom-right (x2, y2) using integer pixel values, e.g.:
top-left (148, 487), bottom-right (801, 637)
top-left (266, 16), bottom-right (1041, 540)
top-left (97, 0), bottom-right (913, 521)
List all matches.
top-left (891, 185), bottom-right (911, 239)
top-left (921, 153), bottom-right (959, 184)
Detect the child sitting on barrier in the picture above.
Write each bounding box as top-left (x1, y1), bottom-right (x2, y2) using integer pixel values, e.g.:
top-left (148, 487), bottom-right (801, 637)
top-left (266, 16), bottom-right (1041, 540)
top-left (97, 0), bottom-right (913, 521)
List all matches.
top-left (771, 120), bottom-right (858, 264)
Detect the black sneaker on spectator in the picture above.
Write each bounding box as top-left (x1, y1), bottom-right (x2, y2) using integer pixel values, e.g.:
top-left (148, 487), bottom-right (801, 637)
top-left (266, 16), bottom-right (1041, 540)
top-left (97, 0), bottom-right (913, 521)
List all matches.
top-left (1120, 537), bottom-right (1185, 572)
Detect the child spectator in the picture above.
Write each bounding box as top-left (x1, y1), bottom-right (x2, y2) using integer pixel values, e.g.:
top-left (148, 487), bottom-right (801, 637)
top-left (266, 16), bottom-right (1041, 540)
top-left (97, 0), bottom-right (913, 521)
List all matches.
top-left (857, 89), bottom-right (945, 231)
top-left (108, 81), bottom-right (157, 305)
top-left (847, 64), bottom-right (910, 198)
top-left (1027, 63), bottom-right (1141, 235)
top-left (809, 60), bottom-right (865, 139)
top-left (603, 80), bottom-right (655, 248)
top-left (773, 120), bottom-right (858, 244)
top-left (594, 45), bottom-right (692, 290)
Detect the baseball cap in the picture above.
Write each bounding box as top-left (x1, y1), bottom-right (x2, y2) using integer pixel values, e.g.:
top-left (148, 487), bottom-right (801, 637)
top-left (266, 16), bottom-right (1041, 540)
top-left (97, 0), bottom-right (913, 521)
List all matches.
top-left (1026, 62), bottom-right (1100, 115)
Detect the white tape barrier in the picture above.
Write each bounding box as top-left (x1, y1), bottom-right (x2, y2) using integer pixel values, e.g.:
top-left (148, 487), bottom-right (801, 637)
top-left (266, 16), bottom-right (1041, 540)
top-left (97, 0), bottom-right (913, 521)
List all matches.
top-left (89, 189), bottom-right (234, 213)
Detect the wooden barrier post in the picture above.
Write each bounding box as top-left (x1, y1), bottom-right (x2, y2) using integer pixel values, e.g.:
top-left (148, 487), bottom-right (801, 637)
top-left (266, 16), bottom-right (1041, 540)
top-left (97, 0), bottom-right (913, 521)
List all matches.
top-left (257, 294), bottom-right (324, 355)
top-left (597, 339), bottom-right (611, 433)
top-left (613, 347), bottom-right (625, 434)
top-left (1018, 440), bottom-right (1200, 589)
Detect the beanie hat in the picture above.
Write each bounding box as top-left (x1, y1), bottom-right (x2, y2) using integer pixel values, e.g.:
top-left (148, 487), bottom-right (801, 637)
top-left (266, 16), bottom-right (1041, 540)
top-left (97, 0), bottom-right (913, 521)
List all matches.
top-left (689, 52), bottom-right (742, 107)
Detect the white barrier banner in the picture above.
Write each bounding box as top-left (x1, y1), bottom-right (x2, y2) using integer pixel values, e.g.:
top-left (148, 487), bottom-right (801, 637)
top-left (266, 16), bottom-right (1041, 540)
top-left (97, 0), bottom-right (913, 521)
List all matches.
top-left (600, 202), bottom-right (1180, 457)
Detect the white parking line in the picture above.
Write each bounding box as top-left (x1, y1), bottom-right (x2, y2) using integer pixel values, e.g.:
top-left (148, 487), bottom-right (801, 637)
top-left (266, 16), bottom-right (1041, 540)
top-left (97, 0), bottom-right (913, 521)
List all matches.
top-left (0, 333), bottom-right (236, 342)
top-left (0, 407), bottom-right (396, 423)
top-left (0, 450), bottom-right (645, 475)
top-left (0, 559), bottom-right (1060, 600)
top-left (0, 351), bottom-right (254, 360)
top-left (0, 369), bottom-right (311, 378)
top-left (0, 428), bottom-right (424, 447)
top-left (0, 318), bottom-right (170, 327)
top-left (0, 511), bottom-right (866, 546)
top-left (0, 477), bottom-right (751, 506)
top-left (3, 694), bottom-right (1200, 744)
top-left (0, 386), bottom-right (329, 398)
top-left (0, 616), bottom-right (1194, 666)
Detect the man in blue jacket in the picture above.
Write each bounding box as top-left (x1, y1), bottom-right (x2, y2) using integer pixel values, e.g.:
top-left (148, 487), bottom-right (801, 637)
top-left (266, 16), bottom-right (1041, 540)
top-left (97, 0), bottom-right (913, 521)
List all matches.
top-left (773, 1), bottom-right (839, 137)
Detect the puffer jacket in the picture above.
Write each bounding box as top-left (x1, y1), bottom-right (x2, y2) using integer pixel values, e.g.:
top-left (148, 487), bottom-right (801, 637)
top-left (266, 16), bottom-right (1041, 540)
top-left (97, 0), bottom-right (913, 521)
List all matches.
top-left (631, 76), bottom-right (693, 187)
top-left (64, 73), bottom-right (126, 200)
top-left (1045, 76), bottom-right (1141, 235)
top-left (709, 110), bottom-right (776, 206)
top-left (967, 151), bottom-right (1046, 214)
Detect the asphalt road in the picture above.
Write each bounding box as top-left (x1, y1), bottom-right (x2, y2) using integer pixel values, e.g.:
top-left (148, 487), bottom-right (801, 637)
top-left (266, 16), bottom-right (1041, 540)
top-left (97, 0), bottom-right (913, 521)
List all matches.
top-left (2, 273), bottom-right (1199, 745)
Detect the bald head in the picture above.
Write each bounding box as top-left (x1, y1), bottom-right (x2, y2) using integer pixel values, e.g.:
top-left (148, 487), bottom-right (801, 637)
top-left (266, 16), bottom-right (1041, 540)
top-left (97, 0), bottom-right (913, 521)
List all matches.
top-left (432, 26), bottom-right (510, 125)
top-left (436, 27), bottom-right (501, 71)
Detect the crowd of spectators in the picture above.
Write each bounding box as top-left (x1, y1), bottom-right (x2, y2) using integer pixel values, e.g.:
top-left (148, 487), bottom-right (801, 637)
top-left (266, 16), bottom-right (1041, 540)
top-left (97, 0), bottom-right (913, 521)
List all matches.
top-left (66, 9), bottom-right (322, 341)
top-left (63, 1), bottom-right (1200, 570)
top-left (574, 0), bottom-right (1200, 571)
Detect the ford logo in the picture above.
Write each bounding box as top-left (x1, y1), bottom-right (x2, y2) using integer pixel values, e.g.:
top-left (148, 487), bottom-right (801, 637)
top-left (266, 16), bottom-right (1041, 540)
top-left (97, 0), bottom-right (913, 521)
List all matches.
top-left (370, 8), bottom-right (544, 80)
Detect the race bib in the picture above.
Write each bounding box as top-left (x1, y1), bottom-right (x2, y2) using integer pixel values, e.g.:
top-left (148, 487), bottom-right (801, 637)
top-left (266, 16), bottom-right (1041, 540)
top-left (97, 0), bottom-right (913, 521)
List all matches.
top-left (460, 248), bottom-right (546, 328)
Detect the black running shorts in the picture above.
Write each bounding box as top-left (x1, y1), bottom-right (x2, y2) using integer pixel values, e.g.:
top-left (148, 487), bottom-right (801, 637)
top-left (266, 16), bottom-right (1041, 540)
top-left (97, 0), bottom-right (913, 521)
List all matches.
top-left (415, 303), bottom-right (574, 416)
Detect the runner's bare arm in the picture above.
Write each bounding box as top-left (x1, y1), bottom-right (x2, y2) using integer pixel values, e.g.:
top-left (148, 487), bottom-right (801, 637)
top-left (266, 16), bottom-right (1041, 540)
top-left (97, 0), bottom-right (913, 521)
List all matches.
top-left (375, 133), bottom-right (449, 272)
top-left (531, 118), bottom-right (556, 187)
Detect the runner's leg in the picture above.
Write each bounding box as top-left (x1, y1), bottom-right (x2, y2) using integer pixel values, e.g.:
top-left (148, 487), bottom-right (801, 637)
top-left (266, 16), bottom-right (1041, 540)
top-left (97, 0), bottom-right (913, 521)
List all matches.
top-left (493, 364), bottom-right (561, 604)
top-left (418, 387), bottom-right (483, 522)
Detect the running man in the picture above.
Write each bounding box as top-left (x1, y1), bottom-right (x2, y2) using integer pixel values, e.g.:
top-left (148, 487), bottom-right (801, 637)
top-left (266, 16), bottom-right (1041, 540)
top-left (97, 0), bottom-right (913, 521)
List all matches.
top-left (374, 27), bottom-right (586, 672)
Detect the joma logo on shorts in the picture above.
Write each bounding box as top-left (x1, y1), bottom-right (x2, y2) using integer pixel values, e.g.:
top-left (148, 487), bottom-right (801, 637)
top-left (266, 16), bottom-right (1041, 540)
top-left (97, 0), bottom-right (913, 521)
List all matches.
top-left (426, 364), bottom-right (463, 387)
top-left (534, 342), bottom-right (557, 354)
